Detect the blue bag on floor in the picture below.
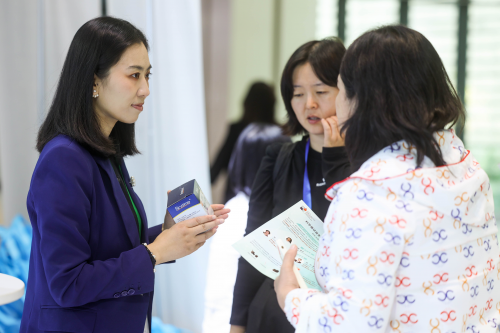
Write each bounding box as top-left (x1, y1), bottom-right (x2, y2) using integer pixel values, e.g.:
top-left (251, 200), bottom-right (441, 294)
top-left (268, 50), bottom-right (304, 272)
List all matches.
top-left (151, 316), bottom-right (192, 333)
top-left (0, 215), bottom-right (32, 333)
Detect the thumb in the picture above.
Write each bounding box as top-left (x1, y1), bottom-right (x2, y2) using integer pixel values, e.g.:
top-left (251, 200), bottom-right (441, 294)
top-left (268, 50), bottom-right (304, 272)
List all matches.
top-left (282, 245), bottom-right (298, 271)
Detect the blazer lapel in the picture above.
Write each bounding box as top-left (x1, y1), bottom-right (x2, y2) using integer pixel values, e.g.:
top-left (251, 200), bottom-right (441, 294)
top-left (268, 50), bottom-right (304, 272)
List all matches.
top-left (118, 158), bottom-right (149, 242)
top-left (93, 155), bottom-right (140, 247)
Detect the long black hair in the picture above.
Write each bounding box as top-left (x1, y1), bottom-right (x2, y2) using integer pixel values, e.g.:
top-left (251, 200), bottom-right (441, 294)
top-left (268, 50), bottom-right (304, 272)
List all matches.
top-left (36, 17), bottom-right (149, 157)
top-left (340, 25), bottom-right (465, 171)
top-left (240, 82), bottom-right (277, 125)
top-left (281, 37), bottom-right (346, 135)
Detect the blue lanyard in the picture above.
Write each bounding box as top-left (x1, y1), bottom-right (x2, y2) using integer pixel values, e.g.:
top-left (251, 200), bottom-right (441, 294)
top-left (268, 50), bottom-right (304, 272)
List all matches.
top-left (303, 139), bottom-right (312, 208)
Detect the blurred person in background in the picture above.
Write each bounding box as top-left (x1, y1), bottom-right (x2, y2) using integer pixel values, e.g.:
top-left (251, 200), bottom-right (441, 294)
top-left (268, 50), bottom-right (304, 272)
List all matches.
top-left (210, 82), bottom-right (277, 202)
top-left (275, 25), bottom-right (500, 332)
top-left (20, 17), bottom-right (229, 333)
top-left (230, 37), bottom-right (351, 333)
top-left (203, 123), bottom-right (290, 333)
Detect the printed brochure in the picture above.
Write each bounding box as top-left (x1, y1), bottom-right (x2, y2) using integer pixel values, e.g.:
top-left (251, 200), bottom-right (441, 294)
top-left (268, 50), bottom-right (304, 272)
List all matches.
top-left (233, 200), bottom-right (323, 290)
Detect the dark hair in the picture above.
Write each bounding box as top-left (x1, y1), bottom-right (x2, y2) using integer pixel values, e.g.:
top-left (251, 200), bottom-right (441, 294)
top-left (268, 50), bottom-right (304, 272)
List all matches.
top-left (240, 82), bottom-right (276, 125)
top-left (281, 37), bottom-right (346, 135)
top-left (228, 123), bottom-right (290, 196)
top-left (36, 17), bottom-right (149, 157)
top-left (340, 25), bottom-right (465, 171)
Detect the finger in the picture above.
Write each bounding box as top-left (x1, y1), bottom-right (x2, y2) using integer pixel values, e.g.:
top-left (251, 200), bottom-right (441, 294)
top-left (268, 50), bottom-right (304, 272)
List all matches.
top-left (183, 214), bottom-right (217, 228)
top-left (282, 245), bottom-right (298, 272)
top-left (195, 226), bottom-right (217, 243)
top-left (211, 204), bottom-right (225, 211)
top-left (321, 118), bottom-right (332, 137)
top-left (326, 118), bottom-right (339, 138)
top-left (191, 219), bottom-right (223, 234)
top-left (195, 241), bottom-right (206, 249)
top-left (327, 117), bottom-right (339, 131)
top-left (167, 190), bottom-right (171, 194)
top-left (216, 213), bottom-right (229, 220)
top-left (214, 208), bottom-right (230, 217)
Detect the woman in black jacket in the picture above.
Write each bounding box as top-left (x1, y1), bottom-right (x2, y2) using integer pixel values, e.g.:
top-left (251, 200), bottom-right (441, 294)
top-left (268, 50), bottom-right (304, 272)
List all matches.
top-left (230, 38), bottom-right (351, 333)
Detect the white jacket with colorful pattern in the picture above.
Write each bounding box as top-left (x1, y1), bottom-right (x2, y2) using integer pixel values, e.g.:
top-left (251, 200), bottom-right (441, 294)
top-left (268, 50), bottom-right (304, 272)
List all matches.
top-left (284, 129), bottom-right (500, 332)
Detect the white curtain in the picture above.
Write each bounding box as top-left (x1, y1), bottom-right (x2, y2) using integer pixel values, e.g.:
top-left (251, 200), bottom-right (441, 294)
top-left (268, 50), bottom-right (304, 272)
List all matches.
top-left (107, 1), bottom-right (210, 332)
top-left (1, 1), bottom-right (209, 331)
top-left (0, 0), bottom-right (100, 225)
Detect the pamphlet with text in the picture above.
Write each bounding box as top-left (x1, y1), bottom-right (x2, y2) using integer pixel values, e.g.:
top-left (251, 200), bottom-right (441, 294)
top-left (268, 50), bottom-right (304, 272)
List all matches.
top-left (233, 200), bottom-right (323, 291)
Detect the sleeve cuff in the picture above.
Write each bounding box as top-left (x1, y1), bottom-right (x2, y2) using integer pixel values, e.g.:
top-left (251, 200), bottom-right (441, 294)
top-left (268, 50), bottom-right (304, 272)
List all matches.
top-left (284, 288), bottom-right (320, 328)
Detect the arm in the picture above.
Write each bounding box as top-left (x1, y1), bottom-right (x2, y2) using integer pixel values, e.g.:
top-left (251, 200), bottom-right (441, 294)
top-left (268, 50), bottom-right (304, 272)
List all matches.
top-left (148, 224), bottom-right (163, 244)
top-left (210, 124), bottom-right (241, 183)
top-left (229, 143), bottom-right (282, 326)
top-left (281, 187), bottom-right (405, 331)
top-left (33, 145), bottom-right (155, 308)
top-left (230, 325), bottom-right (246, 333)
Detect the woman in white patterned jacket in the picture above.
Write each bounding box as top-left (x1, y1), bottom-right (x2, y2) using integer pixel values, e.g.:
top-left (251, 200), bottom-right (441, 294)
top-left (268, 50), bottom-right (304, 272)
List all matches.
top-left (274, 25), bottom-right (500, 332)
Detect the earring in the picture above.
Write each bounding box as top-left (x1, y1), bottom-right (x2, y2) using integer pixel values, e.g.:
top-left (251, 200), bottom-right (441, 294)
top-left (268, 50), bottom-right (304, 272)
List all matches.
top-left (93, 90), bottom-right (99, 98)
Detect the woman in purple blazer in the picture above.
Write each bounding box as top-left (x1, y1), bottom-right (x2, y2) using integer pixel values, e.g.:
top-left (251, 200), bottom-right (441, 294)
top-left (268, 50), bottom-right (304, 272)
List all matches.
top-left (20, 17), bottom-right (228, 333)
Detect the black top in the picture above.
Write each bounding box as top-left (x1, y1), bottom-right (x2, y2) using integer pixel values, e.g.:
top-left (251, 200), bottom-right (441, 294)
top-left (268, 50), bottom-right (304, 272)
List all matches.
top-left (308, 147), bottom-right (330, 219)
top-left (230, 137), bottom-right (351, 332)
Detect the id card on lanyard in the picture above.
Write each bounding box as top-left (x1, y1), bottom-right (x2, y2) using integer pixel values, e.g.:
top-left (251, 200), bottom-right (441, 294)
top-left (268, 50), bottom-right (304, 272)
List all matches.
top-left (303, 139), bottom-right (312, 208)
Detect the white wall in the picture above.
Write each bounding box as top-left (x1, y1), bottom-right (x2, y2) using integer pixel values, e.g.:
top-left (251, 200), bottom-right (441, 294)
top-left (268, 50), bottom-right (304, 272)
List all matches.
top-left (225, 0), bottom-right (319, 127)
top-left (276, 0), bottom-right (318, 123)
top-left (226, 0), bottom-right (276, 123)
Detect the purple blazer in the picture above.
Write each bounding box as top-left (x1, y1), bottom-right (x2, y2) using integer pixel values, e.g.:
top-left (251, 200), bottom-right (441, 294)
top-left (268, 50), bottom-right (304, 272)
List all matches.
top-left (20, 135), bottom-right (164, 333)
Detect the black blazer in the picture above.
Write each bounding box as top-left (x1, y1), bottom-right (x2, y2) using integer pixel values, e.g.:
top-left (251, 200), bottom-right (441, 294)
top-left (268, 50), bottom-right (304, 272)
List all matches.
top-left (230, 137), bottom-right (351, 332)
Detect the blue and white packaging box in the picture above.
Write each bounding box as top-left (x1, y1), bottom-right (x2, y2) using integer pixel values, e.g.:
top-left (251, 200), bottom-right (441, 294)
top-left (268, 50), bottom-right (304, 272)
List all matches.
top-left (164, 179), bottom-right (214, 227)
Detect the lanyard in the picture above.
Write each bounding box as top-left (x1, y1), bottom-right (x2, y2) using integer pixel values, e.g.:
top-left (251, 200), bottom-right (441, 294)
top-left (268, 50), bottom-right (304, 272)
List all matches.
top-left (117, 163), bottom-right (142, 240)
top-left (303, 139), bottom-right (312, 208)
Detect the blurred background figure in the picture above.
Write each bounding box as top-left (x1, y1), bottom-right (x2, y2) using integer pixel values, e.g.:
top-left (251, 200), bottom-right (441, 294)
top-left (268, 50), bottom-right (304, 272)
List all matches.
top-left (210, 82), bottom-right (277, 203)
top-left (203, 123), bottom-right (290, 333)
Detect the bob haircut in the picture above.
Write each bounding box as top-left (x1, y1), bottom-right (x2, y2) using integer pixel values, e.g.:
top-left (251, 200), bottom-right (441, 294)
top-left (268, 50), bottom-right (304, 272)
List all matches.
top-left (281, 37), bottom-right (346, 136)
top-left (227, 123), bottom-right (290, 196)
top-left (241, 81), bottom-right (277, 125)
top-left (340, 25), bottom-right (465, 171)
top-left (36, 17), bottom-right (149, 157)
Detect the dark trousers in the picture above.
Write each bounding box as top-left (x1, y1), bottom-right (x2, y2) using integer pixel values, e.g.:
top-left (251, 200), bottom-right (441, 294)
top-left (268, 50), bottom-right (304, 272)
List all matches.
top-left (246, 278), bottom-right (295, 333)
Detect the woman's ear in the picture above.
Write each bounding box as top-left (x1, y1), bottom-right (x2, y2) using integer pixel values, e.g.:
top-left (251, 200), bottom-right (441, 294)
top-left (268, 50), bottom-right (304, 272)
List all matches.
top-left (93, 74), bottom-right (101, 99)
top-left (93, 74), bottom-right (100, 88)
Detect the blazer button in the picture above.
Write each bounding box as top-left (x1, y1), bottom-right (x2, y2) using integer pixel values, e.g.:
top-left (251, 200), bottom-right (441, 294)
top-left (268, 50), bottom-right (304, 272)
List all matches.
top-left (128, 289), bottom-right (135, 295)
top-left (121, 290), bottom-right (128, 297)
top-left (114, 293), bottom-right (120, 298)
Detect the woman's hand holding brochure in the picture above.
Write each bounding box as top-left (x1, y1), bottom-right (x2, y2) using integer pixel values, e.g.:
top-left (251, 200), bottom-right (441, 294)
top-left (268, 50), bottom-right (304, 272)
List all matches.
top-left (274, 241), bottom-right (303, 310)
top-left (232, 200), bottom-right (323, 290)
top-left (276, 239), bottom-right (307, 289)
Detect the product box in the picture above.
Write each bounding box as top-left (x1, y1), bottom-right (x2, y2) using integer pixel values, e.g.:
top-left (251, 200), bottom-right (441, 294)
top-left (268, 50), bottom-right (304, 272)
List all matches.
top-left (163, 179), bottom-right (214, 230)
